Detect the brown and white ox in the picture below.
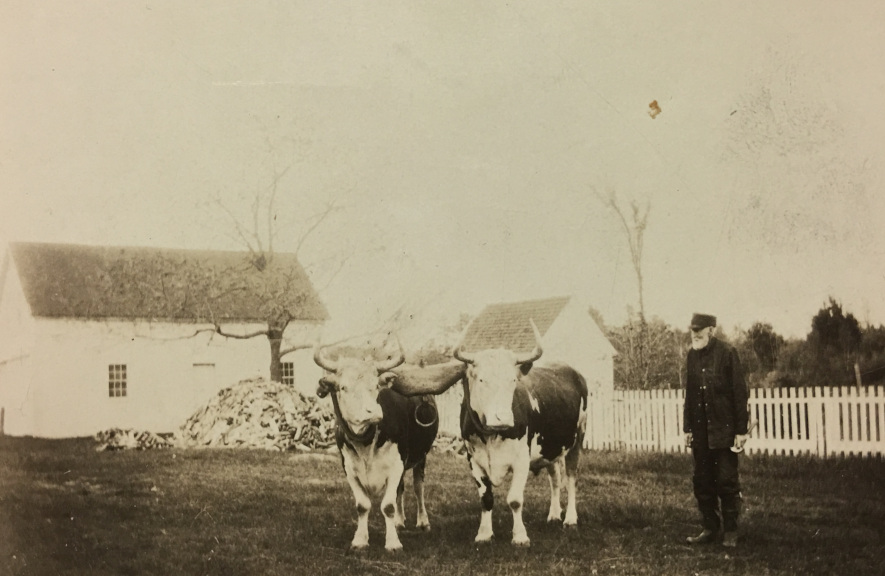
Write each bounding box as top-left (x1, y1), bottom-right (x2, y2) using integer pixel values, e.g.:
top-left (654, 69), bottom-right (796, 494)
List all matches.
top-left (313, 344), bottom-right (443, 552)
top-left (391, 322), bottom-right (588, 547)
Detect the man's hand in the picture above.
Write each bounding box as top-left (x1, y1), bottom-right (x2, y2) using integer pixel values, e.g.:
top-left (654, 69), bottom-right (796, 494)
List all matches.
top-left (684, 432), bottom-right (693, 448)
top-left (731, 434), bottom-right (749, 452)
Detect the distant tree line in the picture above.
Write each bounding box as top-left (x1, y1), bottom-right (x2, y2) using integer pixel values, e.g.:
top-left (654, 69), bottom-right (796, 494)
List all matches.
top-left (605, 297), bottom-right (885, 390)
top-left (401, 296), bottom-right (885, 391)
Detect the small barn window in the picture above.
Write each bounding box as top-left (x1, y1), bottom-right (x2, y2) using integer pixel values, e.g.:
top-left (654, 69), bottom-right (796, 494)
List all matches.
top-left (108, 364), bottom-right (127, 398)
top-left (281, 362), bottom-right (295, 386)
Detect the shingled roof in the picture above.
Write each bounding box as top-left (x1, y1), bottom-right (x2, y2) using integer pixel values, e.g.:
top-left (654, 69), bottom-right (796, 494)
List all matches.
top-left (459, 296), bottom-right (571, 353)
top-left (8, 242), bottom-right (328, 323)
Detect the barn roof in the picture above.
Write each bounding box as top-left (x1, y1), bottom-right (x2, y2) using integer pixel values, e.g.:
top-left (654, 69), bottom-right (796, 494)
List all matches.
top-left (8, 242), bottom-right (328, 323)
top-left (459, 296), bottom-right (571, 353)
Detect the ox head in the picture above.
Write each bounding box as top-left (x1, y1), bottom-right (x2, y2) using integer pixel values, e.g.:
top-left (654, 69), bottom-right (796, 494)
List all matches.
top-left (313, 340), bottom-right (405, 436)
top-left (453, 320), bottom-right (543, 431)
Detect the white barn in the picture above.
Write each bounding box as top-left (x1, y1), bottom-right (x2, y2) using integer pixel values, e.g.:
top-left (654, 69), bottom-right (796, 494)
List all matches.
top-left (0, 242), bottom-right (327, 438)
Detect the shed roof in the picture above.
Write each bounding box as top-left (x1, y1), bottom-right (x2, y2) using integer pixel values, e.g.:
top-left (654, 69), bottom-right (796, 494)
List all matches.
top-left (8, 242), bottom-right (328, 323)
top-left (459, 296), bottom-right (571, 353)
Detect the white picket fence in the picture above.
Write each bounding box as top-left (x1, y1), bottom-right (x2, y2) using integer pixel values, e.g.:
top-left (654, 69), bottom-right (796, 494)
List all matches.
top-left (584, 386), bottom-right (885, 458)
top-left (434, 385), bottom-right (885, 458)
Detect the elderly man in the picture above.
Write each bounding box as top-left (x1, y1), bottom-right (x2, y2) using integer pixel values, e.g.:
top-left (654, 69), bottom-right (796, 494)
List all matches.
top-left (683, 313), bottom-right (749, 548)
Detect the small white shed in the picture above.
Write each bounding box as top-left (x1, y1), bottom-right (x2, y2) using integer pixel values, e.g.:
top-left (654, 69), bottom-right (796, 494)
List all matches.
top-left (433, 295), bottom-right (616, 437)
top-left (0, 242), bottom-right (327, 438)
top-left (459, 295), bottom-right (616, 394)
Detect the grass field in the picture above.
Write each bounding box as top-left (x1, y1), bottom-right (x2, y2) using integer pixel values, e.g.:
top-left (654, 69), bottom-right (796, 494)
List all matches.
top-left (1, 436), bottom-right (883, 576)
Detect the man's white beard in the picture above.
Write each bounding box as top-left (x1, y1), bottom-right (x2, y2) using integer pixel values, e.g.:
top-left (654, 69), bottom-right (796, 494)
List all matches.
top-left (691, 335), bottom-right (711, 350)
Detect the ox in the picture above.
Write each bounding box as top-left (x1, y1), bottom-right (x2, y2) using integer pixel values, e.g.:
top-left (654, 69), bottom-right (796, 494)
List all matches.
top-left (392, 321), bottom-right (587, 546)
top-left (314, 343), bottom-right (440, 552)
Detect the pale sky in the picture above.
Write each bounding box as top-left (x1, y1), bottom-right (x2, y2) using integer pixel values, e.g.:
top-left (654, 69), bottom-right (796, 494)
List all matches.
top-left (2, 1), bottom-right (884, 343)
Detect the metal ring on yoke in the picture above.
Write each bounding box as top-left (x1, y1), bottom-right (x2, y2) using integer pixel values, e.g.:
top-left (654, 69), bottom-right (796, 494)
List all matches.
top-left (414, 395), bottom-right (438, 428)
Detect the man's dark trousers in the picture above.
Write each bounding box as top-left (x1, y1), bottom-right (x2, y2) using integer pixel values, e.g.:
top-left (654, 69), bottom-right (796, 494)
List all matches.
top-left (692, 443), bottom-right (741, 532)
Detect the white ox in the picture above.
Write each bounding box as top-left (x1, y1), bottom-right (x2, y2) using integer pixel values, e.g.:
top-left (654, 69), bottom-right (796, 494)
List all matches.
top-left (314, 345), bottom-right (440, 552)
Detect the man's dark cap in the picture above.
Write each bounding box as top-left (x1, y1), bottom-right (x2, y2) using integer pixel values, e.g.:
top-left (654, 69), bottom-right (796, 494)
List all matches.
top-left (690, 313), bottom-right (717, 330)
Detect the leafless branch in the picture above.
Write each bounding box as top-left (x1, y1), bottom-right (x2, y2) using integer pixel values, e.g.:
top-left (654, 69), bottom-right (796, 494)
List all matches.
top-left (214, 324), bottom-right (270, 340)
top-left (597, 189), bottom-right (650, 318)
top-left (317, 308), bottom-right (410, 353)
top-left (250, 190), bottom-right (265, 256)
top-left (279, 342), bottom-right (314, 358)
top-left (191, 327), bottom-right (218, 338)
top-left (213, 196), bottom-right (260, 261)
top-left (265, 165), bottom-right (291, 260)
top-left (294, 200), bottom-right (341, 258)
top-left (198, 299), bottom-right (270, 341)
top-left (315, 245), bottom-right (356, 293)
top-left (111, 326), bottom-right (218, 343)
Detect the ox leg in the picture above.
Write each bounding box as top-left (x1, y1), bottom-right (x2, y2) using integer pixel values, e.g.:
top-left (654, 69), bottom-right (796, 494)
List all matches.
top-left (546, 460), bottom-right (564, 523)
top-left (507, 449), bottom-right (531, 547)
top-left (413, 459), bottom-right (431, 531)
top-left (563, 444), bottom-right (581, 528)
top-left (394, 476), bottom-right (406, 529)
top-left (344, 473), bottom-right (372, 550)
top-left (469, 456), bottom-right (495, 543)
top-left (381, 460), bottom-right (406, 552)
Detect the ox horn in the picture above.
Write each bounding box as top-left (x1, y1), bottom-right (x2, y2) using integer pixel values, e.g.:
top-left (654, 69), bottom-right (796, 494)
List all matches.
top-left (375, 335), bottom-right (406, 374)
top-left (514, 319), bottom-right (543, 365)
top-left (453, 346), bottom-right (475, 365)
top-left (313, 344), bottom-right (339, 373)
top-left (387, 360), bottom-right (466, 397)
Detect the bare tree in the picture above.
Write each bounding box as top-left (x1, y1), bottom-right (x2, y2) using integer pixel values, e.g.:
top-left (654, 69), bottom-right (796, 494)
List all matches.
top-left (210, 169), bottom-right (346, 382)
top-left (598, 190), bottom-right (652, 388)
top-left (600, 190), bottom-right (650, 321)
top-left (99, 245), bottom-right (328, 383)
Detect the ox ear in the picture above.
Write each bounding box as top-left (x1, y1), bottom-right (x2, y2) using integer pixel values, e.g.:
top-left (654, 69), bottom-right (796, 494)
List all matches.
top-left (519, 362), bottom-right (534, 376)
top-left (316, 375), bottom-right (338, 398)
top-left (378, 372), bottom-right (398, 389)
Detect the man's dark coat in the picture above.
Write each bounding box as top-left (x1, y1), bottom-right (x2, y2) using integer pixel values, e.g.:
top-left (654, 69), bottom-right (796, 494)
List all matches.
top-left (683, 337), bottom-right (749, 449)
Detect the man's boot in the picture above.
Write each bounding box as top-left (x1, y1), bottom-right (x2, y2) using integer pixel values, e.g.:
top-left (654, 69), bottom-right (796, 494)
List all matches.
top-left (688, 500), bottom-right (721, 544)
top-left (722, 531), bottom-right (738, 547)
top-left (721, 493), bottom-right (741, 548)
top-left (686, 528), bottom-right (718, 544)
